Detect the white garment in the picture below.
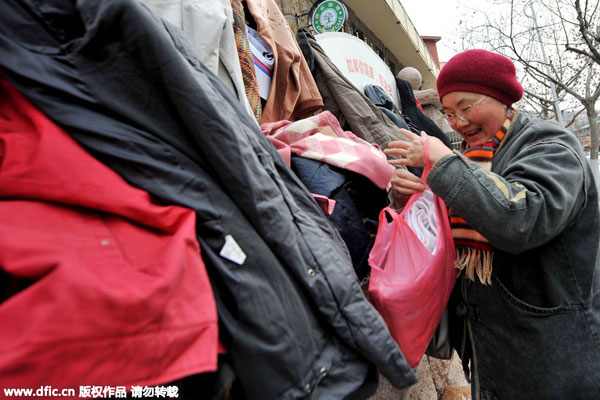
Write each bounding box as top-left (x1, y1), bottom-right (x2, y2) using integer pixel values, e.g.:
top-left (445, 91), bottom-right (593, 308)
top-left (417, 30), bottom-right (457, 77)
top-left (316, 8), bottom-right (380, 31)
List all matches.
top-left (246, 25), bottom-right (274, 100)
top-left (141, 0), bottom-right (255, 120)
top-left (402, 189), bottom-right (438, 254)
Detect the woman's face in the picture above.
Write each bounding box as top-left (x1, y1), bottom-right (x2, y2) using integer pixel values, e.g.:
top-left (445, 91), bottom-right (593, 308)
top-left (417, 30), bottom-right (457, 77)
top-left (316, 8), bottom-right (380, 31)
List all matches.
top-left (441, 91), bottom-right (508, 147)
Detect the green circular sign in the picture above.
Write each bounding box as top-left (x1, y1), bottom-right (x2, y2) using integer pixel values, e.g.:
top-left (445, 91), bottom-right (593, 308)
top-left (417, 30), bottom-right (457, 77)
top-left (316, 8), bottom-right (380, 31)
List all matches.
top-left (312, 1), bottom-right (347, 34)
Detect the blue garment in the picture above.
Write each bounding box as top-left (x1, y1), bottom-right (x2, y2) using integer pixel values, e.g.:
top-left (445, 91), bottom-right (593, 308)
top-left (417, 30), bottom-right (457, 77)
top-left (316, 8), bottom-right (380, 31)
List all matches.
top-left (291, 156), bottom-right (387, 285)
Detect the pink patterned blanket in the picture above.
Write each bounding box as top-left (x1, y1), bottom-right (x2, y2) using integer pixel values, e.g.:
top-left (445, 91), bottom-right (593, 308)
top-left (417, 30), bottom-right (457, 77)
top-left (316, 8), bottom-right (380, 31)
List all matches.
top-left (261, 111), bottom-right (394, 189)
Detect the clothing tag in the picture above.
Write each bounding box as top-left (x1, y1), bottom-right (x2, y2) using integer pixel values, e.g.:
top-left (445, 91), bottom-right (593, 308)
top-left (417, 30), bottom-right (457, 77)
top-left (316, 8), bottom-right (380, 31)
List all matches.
top-left (219, 235), bottom-right (246, 265)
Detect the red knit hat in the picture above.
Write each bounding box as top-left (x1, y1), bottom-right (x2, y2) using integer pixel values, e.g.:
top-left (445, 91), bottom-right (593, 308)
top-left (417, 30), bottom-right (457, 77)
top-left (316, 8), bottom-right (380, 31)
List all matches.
top-left (436, 49), bottom-right (523, 106)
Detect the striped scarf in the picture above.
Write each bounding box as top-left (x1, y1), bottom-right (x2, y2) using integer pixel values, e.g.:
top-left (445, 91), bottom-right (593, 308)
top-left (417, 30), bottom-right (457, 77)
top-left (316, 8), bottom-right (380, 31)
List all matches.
top-left (451, 109), bottom-right (515, 284)
top-left (230, 0), bottom-right (262, 121)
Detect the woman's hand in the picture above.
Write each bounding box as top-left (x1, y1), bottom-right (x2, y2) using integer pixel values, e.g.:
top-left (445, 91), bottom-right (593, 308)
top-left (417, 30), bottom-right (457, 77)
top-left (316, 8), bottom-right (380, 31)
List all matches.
top-left (384, 129), bottom-right (452, 167)
top-left (389, 168), bottom-right (426, 208)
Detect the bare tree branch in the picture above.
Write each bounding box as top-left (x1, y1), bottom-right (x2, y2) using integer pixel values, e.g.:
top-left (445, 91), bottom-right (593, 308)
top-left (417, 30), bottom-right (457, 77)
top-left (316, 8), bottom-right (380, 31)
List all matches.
top-left (454, 0), bottom-right (600, 157)
top-left (575, 0), bottom-right (600, 63)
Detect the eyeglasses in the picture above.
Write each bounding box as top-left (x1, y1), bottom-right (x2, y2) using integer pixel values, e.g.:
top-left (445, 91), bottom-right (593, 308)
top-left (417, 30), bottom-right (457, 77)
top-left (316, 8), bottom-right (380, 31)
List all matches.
top-left (442, 96), bottom-right (488, 124)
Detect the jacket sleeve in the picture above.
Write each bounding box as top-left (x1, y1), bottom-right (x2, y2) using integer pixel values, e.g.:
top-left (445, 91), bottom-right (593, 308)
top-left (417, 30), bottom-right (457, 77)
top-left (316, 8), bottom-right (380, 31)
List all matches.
top-left (426, 134), bottom-right (588, 254)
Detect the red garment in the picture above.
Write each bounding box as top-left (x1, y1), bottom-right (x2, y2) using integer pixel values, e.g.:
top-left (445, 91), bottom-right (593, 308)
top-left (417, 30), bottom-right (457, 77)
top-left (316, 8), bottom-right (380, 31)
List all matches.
top-left (436, 49), bottom-right (523, 106)
top-left (0, 77), bottom-right (218, 391)
top-left (415, 96), bottom-right (424, 112)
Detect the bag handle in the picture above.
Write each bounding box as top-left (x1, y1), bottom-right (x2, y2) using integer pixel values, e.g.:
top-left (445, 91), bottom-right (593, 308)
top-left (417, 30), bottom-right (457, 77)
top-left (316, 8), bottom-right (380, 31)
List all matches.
top-left (421, 136), bottom-right (432, 183)
top-left (381, 206), bottom-right (399, 225)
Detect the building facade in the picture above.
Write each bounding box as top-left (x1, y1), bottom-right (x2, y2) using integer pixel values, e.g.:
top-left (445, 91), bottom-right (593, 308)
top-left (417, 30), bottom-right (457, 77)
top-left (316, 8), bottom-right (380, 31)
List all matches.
top-left (273, 0), bottom-right (440, 89)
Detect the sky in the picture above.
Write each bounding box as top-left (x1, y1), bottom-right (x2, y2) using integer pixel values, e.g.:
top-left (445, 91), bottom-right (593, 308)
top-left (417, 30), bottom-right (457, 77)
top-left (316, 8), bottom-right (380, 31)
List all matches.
top-left (399, 0), bottom-right (487, 62)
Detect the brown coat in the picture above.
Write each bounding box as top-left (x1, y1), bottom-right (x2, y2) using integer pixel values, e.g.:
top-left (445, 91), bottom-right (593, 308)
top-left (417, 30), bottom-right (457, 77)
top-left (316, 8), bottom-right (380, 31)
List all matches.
top-left (246, 0), bottom-right (323, 123)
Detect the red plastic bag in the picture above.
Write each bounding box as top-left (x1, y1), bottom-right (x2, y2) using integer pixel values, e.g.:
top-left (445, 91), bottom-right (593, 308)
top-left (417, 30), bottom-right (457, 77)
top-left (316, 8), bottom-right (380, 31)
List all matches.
top-left (368, 141), bottom-right (457, 368)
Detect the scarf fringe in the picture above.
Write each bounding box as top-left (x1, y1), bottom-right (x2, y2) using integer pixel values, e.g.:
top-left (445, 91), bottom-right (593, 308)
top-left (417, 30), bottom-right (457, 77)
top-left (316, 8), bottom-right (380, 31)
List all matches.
top-left (454, 247), bottom-right (493, 285)
top-left (451, 112), bottom-right (514, 286)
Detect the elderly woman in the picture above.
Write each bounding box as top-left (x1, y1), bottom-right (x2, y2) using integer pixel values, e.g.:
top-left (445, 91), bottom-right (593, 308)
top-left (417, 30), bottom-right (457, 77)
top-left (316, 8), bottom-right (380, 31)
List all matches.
top-left (385, 49), bottom-right (600, 399)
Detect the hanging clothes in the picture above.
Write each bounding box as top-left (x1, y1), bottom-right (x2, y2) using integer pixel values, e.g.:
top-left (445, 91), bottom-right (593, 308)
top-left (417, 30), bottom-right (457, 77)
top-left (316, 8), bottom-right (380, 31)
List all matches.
top-left (364, 83), bottom-right (413, 132)
top-left (0, 1), bottom-right (417, 398)
top-left (261, 109), bottom-right (393, 285)
top-left (296, 28), bottom-right (409, 151)
top-left (396, 78), bottom-right (452, 149)
top-left (230, 0), bottom-right (262, 121)
top-left (261, 110), bottom-right (395, 190)
top-left (0, 76), bottom-right (218, 390)
top-left (140, 0), bottom-right (256, 121)
top-left (290, 156), bottom-right (387, 286)
top-left (364, 83), bottom-right (426, 177)
top-left (246, 24), bottom-right (274, 101)
top-left (245, 0), bottom-right (324, 123)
